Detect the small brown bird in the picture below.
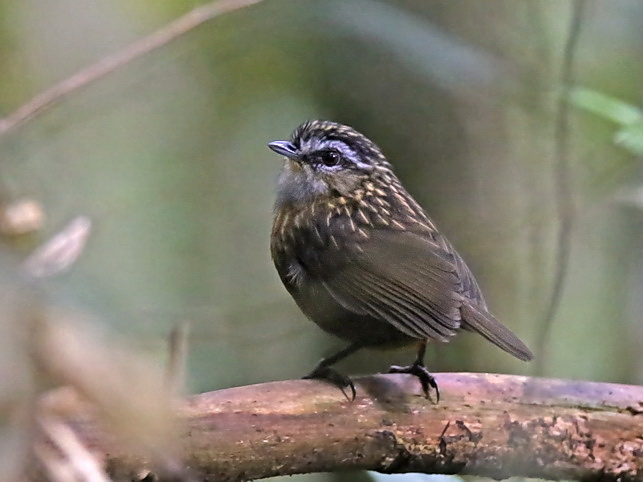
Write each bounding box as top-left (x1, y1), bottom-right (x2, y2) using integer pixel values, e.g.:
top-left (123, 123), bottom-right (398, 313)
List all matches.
top-left (268, 120), bottom-right (533, 401)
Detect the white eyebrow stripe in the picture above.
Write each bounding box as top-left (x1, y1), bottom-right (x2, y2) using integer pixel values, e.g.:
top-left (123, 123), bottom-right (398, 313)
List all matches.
top-left (314, 139), bottom-right (372, 169)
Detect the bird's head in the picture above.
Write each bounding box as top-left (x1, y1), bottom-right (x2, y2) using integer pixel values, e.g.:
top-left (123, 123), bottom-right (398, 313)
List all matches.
top-left (268, 120), bottom-right (391, 206)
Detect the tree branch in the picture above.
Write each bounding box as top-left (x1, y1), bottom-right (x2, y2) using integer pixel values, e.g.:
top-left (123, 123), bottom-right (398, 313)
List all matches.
top-left (0, 0), bottom-right (263, 137)
top-left (52, 373), bottom-right (643, 481)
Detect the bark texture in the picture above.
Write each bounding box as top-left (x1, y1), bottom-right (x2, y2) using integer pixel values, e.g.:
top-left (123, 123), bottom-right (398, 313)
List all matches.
top-left (59, 373), bottom-right (643, 481)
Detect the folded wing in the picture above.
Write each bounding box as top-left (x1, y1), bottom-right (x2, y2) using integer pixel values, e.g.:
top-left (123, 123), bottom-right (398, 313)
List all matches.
top-left (315, 229), bottom-right (533, 360)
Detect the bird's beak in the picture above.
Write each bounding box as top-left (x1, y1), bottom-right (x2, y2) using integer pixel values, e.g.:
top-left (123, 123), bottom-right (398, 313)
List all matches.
top-left (268, 140), bottom-right (299, 160)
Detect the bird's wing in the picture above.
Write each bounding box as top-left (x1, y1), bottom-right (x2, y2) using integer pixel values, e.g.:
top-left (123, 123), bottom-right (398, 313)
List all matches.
top-left (295, 220), bottom-right (533, 359)
top-left (313, 229), bottom-right (465, 341)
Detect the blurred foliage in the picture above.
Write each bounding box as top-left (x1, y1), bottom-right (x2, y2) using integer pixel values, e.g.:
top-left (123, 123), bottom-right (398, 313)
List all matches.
top-left (571, 87), bottom-right (643, 155)
top-left (1, 0), bottom-right (642, 480)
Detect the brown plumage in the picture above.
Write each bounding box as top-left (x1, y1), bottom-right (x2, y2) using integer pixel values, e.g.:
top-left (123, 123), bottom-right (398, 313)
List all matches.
top-left (268, 120), bottom-right (532, 401)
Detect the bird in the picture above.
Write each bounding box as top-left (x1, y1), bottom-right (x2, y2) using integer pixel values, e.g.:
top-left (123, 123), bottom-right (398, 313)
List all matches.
top-left (267, 120), bottom-right (533, 401)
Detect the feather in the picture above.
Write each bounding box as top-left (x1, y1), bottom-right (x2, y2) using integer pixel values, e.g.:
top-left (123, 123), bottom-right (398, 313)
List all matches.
top-left (318, 230), bottom-right (463, 341)
top-left (461, 302), bottom-right (534, 361)
top-left (270, 119), bottom-right (533, 366)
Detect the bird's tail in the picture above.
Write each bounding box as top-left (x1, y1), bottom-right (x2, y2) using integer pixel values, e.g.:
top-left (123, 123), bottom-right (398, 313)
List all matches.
top-left (461, 302), bottom-right (533, 361)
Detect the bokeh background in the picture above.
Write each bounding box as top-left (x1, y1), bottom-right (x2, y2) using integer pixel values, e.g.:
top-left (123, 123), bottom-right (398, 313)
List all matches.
top-left (1, 0), bottom-right (641, 480)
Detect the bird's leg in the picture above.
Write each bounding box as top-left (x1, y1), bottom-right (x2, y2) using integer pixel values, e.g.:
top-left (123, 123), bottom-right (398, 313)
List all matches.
top-left (304, 342), bottom-right (363, 401)
top-left (388, 341), bottom-right (440, 402)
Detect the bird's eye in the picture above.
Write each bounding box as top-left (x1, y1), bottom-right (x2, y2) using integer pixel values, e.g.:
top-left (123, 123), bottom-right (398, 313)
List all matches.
top-left (319, 150), bottom-right (341, 167)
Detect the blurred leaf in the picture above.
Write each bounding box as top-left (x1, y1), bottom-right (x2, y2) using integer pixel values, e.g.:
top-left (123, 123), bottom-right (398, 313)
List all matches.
top-left (570, 87), bottom-right (643, 155)
top-left (22, 217), bottom-right (92, 279)
top-left (570, 87), bottom-right (641, 125)
top-left (615, 121), bottom-right (643, 156)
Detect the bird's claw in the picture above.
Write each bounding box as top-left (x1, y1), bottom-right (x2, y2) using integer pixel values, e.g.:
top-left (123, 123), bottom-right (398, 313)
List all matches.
top-left (303, 366), bottom-right (356, 401)
top-left (389, 363), bottom-right (440, 403)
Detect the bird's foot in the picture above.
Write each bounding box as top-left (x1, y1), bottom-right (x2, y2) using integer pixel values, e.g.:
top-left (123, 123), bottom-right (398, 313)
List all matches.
top-left (388, 362), bottom-right (440, 403)
top-left (303, 366), bottom-right (356, 401)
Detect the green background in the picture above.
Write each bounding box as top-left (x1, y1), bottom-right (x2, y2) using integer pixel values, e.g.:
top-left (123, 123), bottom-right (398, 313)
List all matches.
top-left (1, 1), bottom-right (641, 480)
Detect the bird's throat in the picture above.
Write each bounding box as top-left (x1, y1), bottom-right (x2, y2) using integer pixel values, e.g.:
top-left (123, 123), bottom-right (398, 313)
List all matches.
top-left (275, 162), bottom-right (330, 208)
